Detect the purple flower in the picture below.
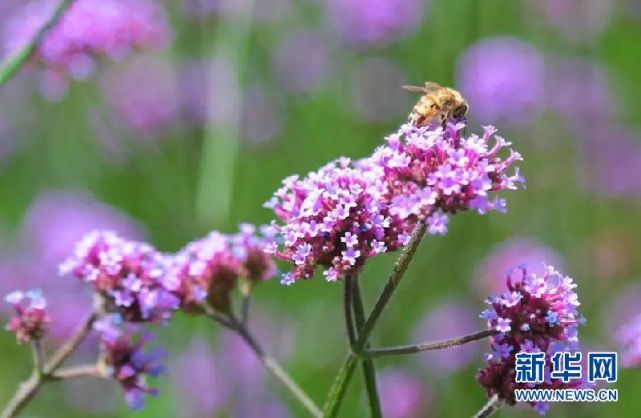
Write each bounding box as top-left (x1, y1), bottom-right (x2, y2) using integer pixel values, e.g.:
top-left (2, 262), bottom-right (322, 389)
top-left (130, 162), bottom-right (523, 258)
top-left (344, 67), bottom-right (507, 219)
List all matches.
top-left (170, 337), bottom-right (228, 417)
top-left (371, 123), bottom-right (524, 221)
top-left (2, 0), bottom-right (171, 97)
top-left (96, 315), bottom-right (165, 410)
top-left (473, 238), bottom-right (564, 296)
top-left (456, 37), bottom-right (544, 125)
top-left (170, 226), bottom-right (276, 312)
top-left (4, 289), bottom-right (50, 343)
top-left (100, 55), bottom-right (179, 137)
top-left (378, 370), bottom-right (430, 418)
top-left (349, 57), bottom-right (409, 122)
top-left (477, 263), bottom-right (585, 414)
top-left (616, 314), bottom-right (641, 368)
top-left (272, 29), bottom-right (332, 95)
top-left (239, 84), bottom-right (286, 146)
top-left (325, 0), bottom-right (426, 47)
top-left (267, 157), bottom-right (415, 283)
top-left (59, 230), bottom-right (178, 323)
top-left (414, 299), bottom-right (481, 377)
top-left (426, 212), bottom-right (448, 235)
top-left (528, 0), bottom-right (613, 42)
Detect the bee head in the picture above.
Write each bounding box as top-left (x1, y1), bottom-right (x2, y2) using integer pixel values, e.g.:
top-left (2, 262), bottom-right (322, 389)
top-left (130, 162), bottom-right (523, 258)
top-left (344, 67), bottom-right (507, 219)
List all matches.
top-left (452, 103), bottom-right (468, 119)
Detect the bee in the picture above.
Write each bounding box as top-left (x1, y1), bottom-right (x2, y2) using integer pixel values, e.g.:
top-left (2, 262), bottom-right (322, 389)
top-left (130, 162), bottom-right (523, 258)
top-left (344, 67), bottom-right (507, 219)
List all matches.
top-left (402, 81), bottom-right (468, 127)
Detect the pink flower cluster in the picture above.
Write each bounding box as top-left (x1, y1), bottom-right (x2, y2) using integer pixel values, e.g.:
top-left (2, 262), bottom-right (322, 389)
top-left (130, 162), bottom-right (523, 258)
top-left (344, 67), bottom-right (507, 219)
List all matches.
top-left (265, 158), bottom-right (415, 284)
top-left (94, 315), bottom-right (165, 410)
top-left (60, 226), bottom-right (276, 317)
top-left (59, 230), bottom-right (179, 323)
top-left (616, 313), bottom-right (641, 368)
top-left (2, 0), bottom-right (170, 80)
top-left (169, 225), bottom-right (276, 312)
top-left (4, 289), bottom-right (50, 344)
top-left (476, 264), bottom-right (585, 415)
top-left (266, 122), bottom-right (524, 284)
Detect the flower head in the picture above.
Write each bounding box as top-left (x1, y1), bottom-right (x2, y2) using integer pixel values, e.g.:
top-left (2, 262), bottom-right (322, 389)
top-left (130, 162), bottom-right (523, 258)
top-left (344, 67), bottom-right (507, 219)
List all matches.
top-left (170, 226), bottom-right (276, 312)
top-left (4, 289), bottom-right (50, 343)
top-left (616, 313), bottom-right (641, 368)
top-left (95, 315), bottom-right (165, 410)
top-left (476, 264), bottom-right (585, 413)
top-left (370, 122), bottom-right (524, 226)
top-left (60, 231), bottom-right (179, 323)
top-left (266, 157), bottom-right (415, 283)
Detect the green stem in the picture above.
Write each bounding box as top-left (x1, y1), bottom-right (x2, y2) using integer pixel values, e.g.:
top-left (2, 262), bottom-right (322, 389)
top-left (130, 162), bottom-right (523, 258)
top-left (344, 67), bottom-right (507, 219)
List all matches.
top-left (473, 394), bottom-right (502, 418)
top-left (0, 0), bottom-right (75, 87)
top-left (322, 355), bottom-right (358, 418)
top-left (351, 278), bottom-right (382, 418)
top-left (227, 315), bottom-right (322, 418)
top-left (359, 329), bottom-right (498, 358)
top-left (353, 221), bottom-right (427, 351)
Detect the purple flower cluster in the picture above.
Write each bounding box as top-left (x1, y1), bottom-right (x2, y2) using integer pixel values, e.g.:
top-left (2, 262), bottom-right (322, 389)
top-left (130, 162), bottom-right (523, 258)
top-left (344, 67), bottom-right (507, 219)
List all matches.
top-left (371, 123), bottom-right (524, 227)
top-left (59, 231), bottom-right (179, 323)
top-left (265, 158), bottom-right (415, 284)
top-left (476, 264), bottom-right (585, 414)
top-left (94, 315), bottom-right (165, 410)
top-left (2, 0), bottom-right (170, 84)
top-left (616, 314), bottom-right (641, 368)
top-left (267, 122), bottom-right (523, 284)
top-left (170, 226), bottom-right (276, 312)
top-left (4, 289), bottom-right (50, 344)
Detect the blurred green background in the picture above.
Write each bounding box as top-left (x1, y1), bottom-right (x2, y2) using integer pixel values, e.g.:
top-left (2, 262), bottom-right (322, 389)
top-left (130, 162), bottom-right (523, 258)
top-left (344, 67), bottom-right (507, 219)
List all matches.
top-left (0, 0), bottom-right (640, 417)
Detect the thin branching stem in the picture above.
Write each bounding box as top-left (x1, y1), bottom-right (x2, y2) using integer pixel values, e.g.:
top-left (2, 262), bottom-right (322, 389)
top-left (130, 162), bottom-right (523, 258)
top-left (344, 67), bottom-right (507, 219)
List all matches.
top-left (52, 364), bottom-right (101, 380)
top-left (322, 354), bottom-right (358, 418)
top-left (0, 0), bottom-right (76, 87)
top-left (344, 276), bottom-right (356, 345)
top-left (226, 314), bottom-right (323, 418)
top-left (351, 278), bottom-right (382, 418)
top-left (31, 340), bottom-right (45, 375)
top-left (353, 221), bottom-right (427, 351)
top-left (473, 394), bottom-right (502, 418)
top-left (359, 329), bottom-right (499, 358)
top-left (1, 312), bottom-right (98, 418)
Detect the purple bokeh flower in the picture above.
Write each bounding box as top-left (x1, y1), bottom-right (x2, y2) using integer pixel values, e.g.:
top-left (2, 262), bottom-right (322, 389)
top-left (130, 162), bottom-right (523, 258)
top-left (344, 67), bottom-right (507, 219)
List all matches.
top-left (95, 315), bottom-right (165, 410)
top-left (457, 37), bottom-right (545, 125)
top-left (414, 299), bottom-right (480, 377)
top-left (239, 84), bottom-right (286, 146)
top-left (378, 370), bottom-right (430, 418)
top-left (616, 314), bottom-right (641, 368)
top-left (325, 0), bottom-right (426, 47)
top-left (170, 337), bottom-right (228, 417)
top-left (4, 288), bottom-right (50, 343)
top-left (2, 0), bottom-right (171, 97)
top-left (272, 29), bottom-right (332, 95)
top-left (600, 282), bottom-right (641, 350)
top-left (477, 263), bottom-right (585, 414)
top-left (179, 56), bottom-right (239, 127)
top-left (473, 238), bottom-right (564, 296)
top-left (59, 231), bottom-right (179, 323)
top-left (100, 55), bottom-right (179, 137)
top-left (349, 57), bottom-right (409, 122)
top-left (527, 0), bottom-right (613, 42)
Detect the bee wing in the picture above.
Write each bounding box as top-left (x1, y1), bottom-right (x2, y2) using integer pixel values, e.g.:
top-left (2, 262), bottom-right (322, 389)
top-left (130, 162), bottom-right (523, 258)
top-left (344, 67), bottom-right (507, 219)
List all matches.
top-left (422, 81), bottom-right (443, 92)
top-left (401, 85), bottom-right (427, 93)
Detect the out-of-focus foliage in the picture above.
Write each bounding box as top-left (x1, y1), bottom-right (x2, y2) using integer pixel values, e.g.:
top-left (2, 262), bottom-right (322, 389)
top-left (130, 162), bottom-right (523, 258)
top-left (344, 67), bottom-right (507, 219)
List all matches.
top-left (0, 0), bottom-right (640, 416)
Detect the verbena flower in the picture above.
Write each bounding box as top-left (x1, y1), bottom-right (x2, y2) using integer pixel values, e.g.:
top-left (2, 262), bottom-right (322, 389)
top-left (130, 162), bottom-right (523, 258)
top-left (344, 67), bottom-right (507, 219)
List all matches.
top-left (170, 226), bottom-right (276, 312)
top-left (4, 289), bottom-right (50, 343)
top-left (371, 122), bottom-right (524, 227)
top-left (59, 231), bottom-right (179, 323)
top-left (95, 315), bottom-right (165, 410)
top-left (265, 157), bottom-right (415, 284)
top-left (476, 264), bottom-right (585, 415)
top-left (456, 37), bottom-right (544, 125)
top-left (2, 0), bottom-right (170, 93)
top-left (616, 313), bottom-right (641, 368)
